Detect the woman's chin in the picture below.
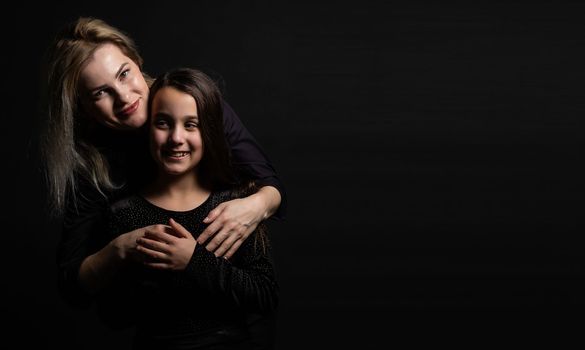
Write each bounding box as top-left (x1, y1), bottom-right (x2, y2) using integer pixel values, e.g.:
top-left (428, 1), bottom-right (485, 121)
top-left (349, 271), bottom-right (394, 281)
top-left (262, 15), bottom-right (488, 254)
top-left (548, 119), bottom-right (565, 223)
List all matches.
top-left (125, 114), bottom-right (148, 129)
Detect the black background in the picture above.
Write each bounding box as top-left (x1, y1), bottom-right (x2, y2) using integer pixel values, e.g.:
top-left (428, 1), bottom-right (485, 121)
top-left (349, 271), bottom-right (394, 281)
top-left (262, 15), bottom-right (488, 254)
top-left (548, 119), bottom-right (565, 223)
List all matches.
top-left (3, 0), bottom-right (584, 348)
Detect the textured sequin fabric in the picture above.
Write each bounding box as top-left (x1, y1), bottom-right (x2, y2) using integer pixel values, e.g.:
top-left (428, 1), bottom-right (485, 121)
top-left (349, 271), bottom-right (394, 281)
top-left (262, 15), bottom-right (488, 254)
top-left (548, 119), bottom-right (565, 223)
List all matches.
top-left (98, 190), bottom-right (278, 348)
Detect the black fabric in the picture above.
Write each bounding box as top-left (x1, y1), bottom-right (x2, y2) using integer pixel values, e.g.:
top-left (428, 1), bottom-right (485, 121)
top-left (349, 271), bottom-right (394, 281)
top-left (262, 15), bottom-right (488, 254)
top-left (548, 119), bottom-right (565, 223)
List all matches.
top-left (222, 102), bottom-right (287, 219)
top-left (99, 190), bottom-right (278, 349)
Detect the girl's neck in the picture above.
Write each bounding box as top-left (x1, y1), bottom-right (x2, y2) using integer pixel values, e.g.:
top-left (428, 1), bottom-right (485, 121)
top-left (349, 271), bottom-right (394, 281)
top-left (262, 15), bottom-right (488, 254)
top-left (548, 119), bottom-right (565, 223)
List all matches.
top-left (142, 170), bottom-right (211, 212)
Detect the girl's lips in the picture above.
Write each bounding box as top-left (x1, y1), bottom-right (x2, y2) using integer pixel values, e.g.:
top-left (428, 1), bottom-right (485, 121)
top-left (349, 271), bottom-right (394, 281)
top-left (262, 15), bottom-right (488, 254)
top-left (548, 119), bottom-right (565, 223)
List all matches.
top-left (117, 99), bottom-right (139, 118)
top-left (163, 151), bottom-right (190, 160)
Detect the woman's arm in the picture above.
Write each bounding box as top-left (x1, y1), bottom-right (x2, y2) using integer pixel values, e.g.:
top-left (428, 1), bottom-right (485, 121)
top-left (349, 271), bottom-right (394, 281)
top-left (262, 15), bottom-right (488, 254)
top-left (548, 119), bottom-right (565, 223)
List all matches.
top-left (221, 101), bottom-right (287, 217)
top-left (79, 215), bottom-right (173, 295)
top-left (200, 186), bottom-right (281, 258)
top-left (56, 183), bottom-right (109, 307)
top-left (78, 227), bottom-right (144, 294)
top-left (197, 101), bottom-right (287, 258)
top-left (58, 186), bottom-right (168, 299)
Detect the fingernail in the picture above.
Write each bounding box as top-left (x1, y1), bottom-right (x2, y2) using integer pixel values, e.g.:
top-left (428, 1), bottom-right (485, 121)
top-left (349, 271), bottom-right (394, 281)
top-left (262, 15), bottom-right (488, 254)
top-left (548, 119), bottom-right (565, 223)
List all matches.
top-left (203, 217), bottom-right (209, 222)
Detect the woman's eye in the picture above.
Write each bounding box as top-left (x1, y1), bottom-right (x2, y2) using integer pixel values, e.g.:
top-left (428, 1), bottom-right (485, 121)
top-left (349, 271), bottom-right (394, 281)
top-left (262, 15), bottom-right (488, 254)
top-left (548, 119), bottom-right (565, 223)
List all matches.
top-left (120, 69), bottom-right (130, 79)
top-left (93, 89), bottom-right (106, 99)
top-left (186, 122), bottom-right (198, 129)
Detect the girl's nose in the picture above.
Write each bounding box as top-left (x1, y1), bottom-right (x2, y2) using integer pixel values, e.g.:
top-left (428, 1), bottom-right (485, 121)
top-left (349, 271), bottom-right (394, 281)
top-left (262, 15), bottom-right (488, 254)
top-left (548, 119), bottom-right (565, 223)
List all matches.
top-left (170, 127), bottom-right (185, 144)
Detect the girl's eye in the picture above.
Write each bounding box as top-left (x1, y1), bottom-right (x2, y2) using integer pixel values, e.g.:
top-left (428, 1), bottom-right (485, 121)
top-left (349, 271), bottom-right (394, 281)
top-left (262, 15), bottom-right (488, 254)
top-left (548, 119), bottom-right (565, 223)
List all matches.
top-left (186, 122), bottom-right (199, 129)
top-left (155, 119), bottom-right (169, 128)
top-left (120, 69), bottom-right (130, 79)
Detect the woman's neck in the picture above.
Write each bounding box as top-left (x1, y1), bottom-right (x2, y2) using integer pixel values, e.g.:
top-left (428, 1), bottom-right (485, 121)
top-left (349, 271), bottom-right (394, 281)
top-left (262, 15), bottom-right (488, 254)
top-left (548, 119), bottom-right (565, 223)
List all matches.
top-left (142, 170), bottom-right (211, 212)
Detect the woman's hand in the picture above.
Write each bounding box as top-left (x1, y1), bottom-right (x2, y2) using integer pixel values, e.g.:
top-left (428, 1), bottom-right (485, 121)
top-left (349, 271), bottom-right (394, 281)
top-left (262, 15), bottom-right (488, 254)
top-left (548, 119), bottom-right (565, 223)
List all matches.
top-left (111, 224), bottom-right (168, 263)
top-left (136, 218), bottom-right (197, 270)
top-left (197, 186), bottom-right (281, 259)
top-left (79, 224), bottom-right (170, 294)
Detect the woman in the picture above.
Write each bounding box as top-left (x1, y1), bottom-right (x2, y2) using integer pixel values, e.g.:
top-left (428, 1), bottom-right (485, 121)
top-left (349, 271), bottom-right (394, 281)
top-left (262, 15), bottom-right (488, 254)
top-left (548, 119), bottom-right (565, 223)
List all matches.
top-left (40, 17), bottom-right (285, 306)
top-left (96, 67), bottom-right (277, 349)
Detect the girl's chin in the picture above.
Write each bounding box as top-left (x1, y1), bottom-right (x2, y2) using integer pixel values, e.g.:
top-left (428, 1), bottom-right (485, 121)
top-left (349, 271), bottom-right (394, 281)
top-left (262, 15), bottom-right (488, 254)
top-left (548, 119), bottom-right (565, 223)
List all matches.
top-left (162, 166), bottom-right (191, 176)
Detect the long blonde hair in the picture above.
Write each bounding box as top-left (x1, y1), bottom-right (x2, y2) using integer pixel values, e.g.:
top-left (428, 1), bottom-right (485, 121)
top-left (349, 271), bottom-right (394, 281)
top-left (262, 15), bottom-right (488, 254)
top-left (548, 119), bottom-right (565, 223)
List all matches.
top-left (41, 17), bottom-right (151, 216)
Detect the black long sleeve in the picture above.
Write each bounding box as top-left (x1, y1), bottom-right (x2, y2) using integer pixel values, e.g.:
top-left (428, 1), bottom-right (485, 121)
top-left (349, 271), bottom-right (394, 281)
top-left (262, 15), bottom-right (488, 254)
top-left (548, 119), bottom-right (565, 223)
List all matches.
top-left (184, 233), bottom-right (278, 313)
top-left (101, 190), bottom-right (278, 339)
top-left (56, 178), bottom-right (109, 308)
top-left (222, 101), bottom-right (287, 219)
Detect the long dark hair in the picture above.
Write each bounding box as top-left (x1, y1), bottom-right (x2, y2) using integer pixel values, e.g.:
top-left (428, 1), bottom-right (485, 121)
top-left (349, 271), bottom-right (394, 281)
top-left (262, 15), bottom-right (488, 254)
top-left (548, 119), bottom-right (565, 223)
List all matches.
top-left (148, 68), bottom-right (234, 190)
top-left (148, 68), bottom-right (268, 251)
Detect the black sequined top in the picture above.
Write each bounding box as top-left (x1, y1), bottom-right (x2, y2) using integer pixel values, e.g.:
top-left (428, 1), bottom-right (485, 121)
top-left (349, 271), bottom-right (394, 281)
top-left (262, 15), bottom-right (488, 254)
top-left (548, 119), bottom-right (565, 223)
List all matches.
top-left (98, 190), bottom-right (278, 348)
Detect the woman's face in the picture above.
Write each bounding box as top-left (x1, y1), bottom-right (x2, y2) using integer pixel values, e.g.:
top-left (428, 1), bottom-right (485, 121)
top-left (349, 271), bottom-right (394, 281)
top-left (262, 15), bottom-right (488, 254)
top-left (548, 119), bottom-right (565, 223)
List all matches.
top-left (149, 86), bottom-right (204, 176)
top-left (79, 43), bottom-right (149, 130)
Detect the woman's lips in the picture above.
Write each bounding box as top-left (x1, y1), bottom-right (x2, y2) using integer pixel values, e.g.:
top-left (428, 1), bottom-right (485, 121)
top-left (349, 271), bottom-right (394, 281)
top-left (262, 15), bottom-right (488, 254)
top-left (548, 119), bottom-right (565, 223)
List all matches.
top-left (116, 99), bottom-right (140, 118)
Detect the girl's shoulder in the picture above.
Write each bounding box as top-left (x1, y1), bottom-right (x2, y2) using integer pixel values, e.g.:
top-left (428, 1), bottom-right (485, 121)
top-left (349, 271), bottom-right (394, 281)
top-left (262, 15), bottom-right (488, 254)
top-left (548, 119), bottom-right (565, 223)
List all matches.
top-left (108, 194), bottom-right (144, 216)
top-left (210, 181), bottom-right (258, 206)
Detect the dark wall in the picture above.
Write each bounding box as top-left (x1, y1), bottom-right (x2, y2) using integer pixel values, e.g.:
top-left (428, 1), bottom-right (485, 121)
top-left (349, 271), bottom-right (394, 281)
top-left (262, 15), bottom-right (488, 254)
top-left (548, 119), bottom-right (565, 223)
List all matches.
top-left (3, 1), bottom-right (584, 348)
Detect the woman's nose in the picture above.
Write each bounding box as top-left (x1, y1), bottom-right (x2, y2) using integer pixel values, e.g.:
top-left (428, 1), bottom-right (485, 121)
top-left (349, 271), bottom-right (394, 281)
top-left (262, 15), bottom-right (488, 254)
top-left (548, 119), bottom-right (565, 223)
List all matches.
top-left (114, 86), bottom-right (131, 105)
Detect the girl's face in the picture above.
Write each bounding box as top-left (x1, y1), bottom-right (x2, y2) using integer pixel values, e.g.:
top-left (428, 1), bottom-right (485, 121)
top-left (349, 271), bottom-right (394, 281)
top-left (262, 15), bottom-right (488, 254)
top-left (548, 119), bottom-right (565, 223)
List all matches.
top-left (79, 43), bottom-right (149, 130)
top-left (149, 86), bottom-right (204, 176)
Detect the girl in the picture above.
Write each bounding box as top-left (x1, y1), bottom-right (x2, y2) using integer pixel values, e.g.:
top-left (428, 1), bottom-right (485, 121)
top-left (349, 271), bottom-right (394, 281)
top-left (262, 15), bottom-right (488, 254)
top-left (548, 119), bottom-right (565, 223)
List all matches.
top-left (99, 68), bottom-right (277, 349)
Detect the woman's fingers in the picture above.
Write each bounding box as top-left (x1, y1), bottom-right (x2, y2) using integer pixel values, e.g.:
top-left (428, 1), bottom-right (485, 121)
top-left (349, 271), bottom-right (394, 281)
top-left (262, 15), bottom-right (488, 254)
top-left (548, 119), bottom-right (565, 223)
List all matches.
top-left (198, 204), bottom-right (227, 244)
